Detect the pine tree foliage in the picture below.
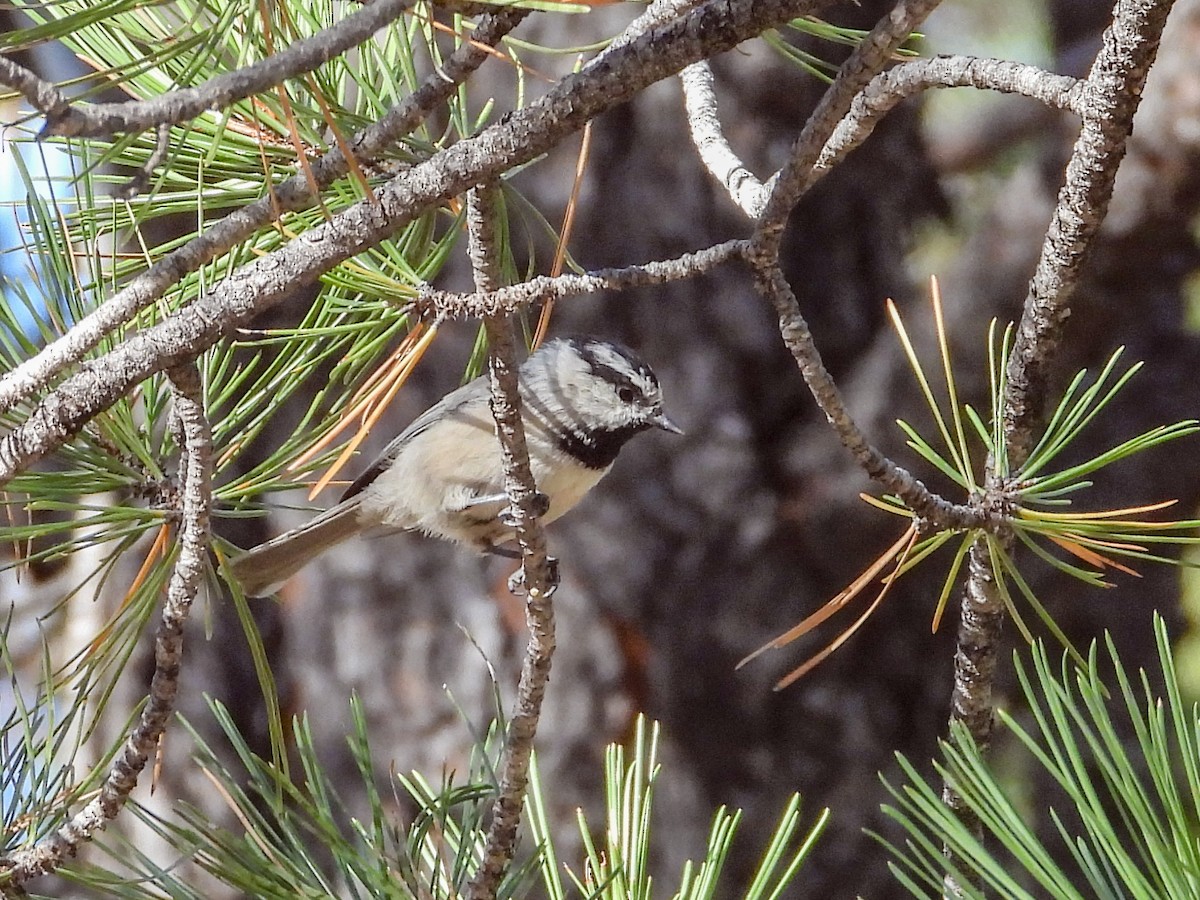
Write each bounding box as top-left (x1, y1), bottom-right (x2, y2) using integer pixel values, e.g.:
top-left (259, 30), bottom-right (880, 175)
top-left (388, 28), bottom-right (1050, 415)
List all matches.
top-left (0, 0), bottom-right (1192, 894)
top-left (879, 613), bottom-right (1200, 898)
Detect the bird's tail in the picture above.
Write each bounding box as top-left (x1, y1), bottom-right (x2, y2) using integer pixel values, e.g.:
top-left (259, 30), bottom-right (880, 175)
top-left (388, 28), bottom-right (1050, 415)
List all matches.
top-left (228, 498), bottom-right (362, 597)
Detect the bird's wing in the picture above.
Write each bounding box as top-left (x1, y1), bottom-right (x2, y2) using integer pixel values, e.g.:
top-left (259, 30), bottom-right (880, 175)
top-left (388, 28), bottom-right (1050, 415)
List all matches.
top-left (340, 374), bottom-right (487, 501)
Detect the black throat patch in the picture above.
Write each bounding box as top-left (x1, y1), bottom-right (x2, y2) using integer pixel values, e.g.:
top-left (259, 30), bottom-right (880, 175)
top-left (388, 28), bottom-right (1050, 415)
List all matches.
top-left (555, 422), bottom-right (648, 469)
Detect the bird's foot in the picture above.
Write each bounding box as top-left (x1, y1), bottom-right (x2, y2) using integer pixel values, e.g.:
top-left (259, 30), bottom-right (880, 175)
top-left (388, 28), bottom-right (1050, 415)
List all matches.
top-left (507, 555), bottom-right (559, 597)
top-left (499, 491), bottom-right (551, 527)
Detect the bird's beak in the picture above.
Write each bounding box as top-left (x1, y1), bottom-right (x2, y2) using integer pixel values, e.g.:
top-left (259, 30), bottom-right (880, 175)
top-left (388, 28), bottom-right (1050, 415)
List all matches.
top-left (652, 412), bottom-right (684, 435)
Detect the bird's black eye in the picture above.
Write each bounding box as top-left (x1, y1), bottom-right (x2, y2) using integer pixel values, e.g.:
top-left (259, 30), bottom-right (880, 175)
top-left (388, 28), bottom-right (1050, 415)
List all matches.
top-left (617, 386), bottom-right (636, 404)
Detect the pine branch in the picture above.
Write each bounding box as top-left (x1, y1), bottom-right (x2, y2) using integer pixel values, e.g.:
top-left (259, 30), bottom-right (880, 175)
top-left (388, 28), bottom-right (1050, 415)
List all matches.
top-left (738, 2), bottom-right (987, 534)
top-left (0, 0), bottom-right (829, 487)
top-left (593, 0), bottom-right (709, 61)
top-left (464, 184), bottom-right (558, 899)
top-left (752, 266), bottom-right (986, 532)
top-left (3, 364), bottom-right (211, 887)
top-left (0, 8), bottom-right (529, 420)
top-left (4, 0), bottom-right (416, 139)
top-left (820, 56), bottom-right (1084, 176)
top-left (0, 56), bottom-right (69, 122)
top-left (946, 0), bottom-right (1178, 874)
top-left (681, 62), bottom-right (769, 216)
top-left (1005, 0), bottom-right (1177, 461)
top-left (119, 123), bottom-right (171, 198)
top-left (751, 0), bottom-right (944, 243)
top-left (686, 52), bottom-right (1084, 221)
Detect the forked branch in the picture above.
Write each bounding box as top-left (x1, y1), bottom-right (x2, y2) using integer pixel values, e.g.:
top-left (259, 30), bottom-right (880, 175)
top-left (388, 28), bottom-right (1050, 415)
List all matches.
top-left (0, 0), bottom-right (826, 489)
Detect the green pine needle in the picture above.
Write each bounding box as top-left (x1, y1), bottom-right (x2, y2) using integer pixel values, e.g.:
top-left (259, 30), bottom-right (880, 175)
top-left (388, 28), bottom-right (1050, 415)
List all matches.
top-left (878, 614), bottom-right (1200, 897)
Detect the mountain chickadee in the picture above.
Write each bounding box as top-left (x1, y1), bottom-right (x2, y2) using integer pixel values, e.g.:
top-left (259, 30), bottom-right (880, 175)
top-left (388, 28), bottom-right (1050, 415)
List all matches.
top-left (230, 337), bottom-right (681, 596)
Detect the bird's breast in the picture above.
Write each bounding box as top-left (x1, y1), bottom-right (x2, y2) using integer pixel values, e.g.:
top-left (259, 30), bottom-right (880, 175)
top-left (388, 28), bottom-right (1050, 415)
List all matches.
top-left (531, 456), bottom-right (611, 524)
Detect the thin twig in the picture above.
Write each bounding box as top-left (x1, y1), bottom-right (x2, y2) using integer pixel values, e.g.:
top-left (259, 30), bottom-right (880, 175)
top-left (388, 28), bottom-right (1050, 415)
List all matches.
top-left (681, 62), bottom-right (768, 216)
top-left (3, 364), bottom-right (211, 885)
top-left (416, 241), bottom-right (745, 319)
top-left (687, 53), bottom-right (1082, 223)
top-left (820, 56), bottom-right (1084, 178)
top-left (743, 4), bottom-right (970, 540)
top-left (751, 0), bottom-right (945, 239)
top-left (0, 0), bottom-right (827, 487)
top-left (753, 266), bottom-right (987, 532)
top-left (119, 123), bottom-right (172, 199)
top-left (6, 0), bottom-right (415, 138)
top-left (0, 8), bottom-right (529, 419)
top-left (464, 185), bottom-right (557, 900)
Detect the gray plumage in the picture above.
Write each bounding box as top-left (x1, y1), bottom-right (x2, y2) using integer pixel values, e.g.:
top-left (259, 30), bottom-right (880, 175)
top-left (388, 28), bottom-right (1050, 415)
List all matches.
top-left (229, 337), bottom-right (679, 596)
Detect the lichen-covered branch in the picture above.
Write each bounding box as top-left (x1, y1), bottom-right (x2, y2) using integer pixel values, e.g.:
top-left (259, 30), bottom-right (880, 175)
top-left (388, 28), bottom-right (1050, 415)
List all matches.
top-left (416, 240), bottom-right (744, 319)
top-left (945, 0), bottom-right (1178, 870)
top-left (463, 185), bottom-right (557, 900)
top-left (954, 0), bottom-right (1178, 752)
top-left (3, 364), bottom-right (211, 885)
top-left (594, 0), bottom-right (708, 61)
top-left (1004, 0), bottom-right (1177, 461)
